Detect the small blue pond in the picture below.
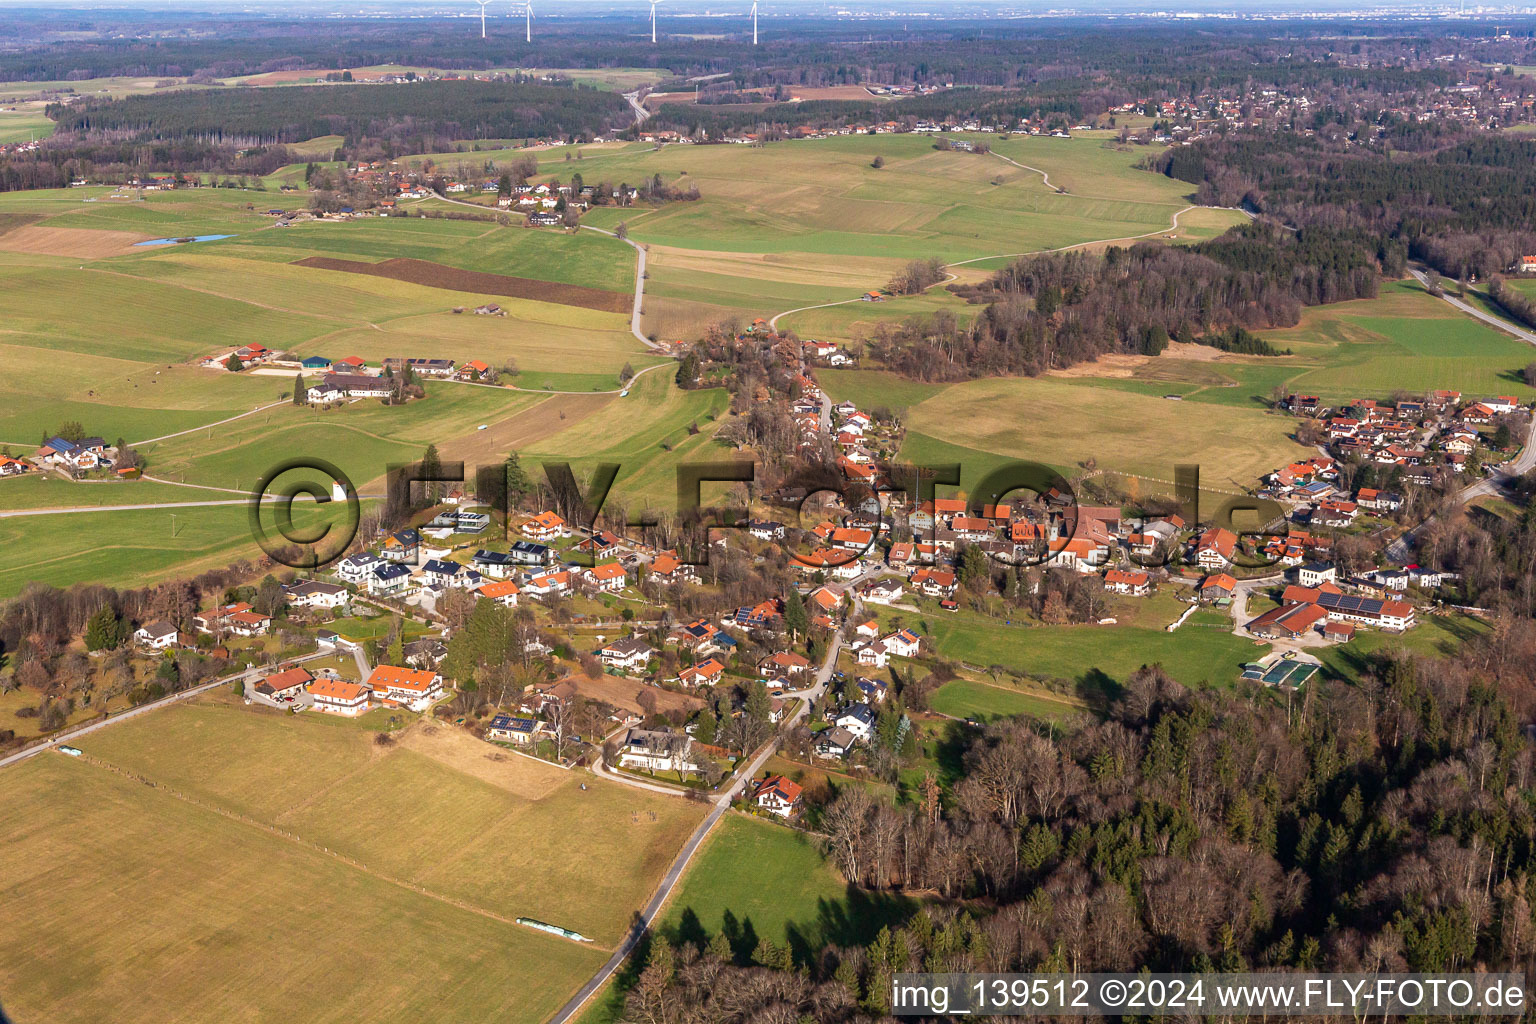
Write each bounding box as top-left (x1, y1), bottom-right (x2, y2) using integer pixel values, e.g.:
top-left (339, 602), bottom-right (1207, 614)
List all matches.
top-left (133, 234), bottom-right (235, 246)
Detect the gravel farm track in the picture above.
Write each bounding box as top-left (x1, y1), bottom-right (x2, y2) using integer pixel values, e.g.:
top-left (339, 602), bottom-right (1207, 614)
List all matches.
top-left (289, 255), bottom-right (634, 314)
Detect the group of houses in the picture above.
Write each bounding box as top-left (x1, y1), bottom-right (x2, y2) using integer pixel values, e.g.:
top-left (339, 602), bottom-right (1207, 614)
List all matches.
top-left (1274, 391), bottom-right (1525, 494)
top-left (248, 662), bottom-right (443, 717)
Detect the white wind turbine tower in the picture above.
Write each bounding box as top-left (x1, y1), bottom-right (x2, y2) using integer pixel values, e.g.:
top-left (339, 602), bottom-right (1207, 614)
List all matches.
top-left (520, 1), bottom-right (533, 41)
top-left (472, 0), bottom-right (493, 38)
top-left (650, 0), bottom-right (662, 43)
top-left (750, 0), bottom-right (758, 45)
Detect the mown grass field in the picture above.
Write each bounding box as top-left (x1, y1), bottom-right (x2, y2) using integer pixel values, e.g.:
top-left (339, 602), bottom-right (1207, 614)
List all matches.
top-left (659, 813), bottom-right (862, 953)
top-left (145, 382), bottom-right (547, 493)
top-left (819, 277), bottom-right (1534, 502)
top-left (0, 691), bottom-right (710, 1023)
top-left (907, 604), bottom-right (1255, 693)
top-left (48, 694), bottom-right (706, 942)
top-left (523, 369), bottom-right (734, 509)
top-left (0, 499), bottom-right (356, 599)
top-left (897, 373), bottom-right (1306, 493)
top-left (928, 676), bottom-right (1093, 723)
top-left (0, 754), bottom-right (605, 1024)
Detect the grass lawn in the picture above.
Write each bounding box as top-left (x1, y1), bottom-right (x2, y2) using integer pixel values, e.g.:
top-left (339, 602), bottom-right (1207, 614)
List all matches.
top-left (657, 813), bottom-right (908, 960)
top-left (1314, 613), bottom-right (1492, 683)
top-left (0, 475), bottom-right (245, 509)
top-left (0, 750), bottom-right (606, 1024)
top-left (928, 676), bottom-right (1092, 724)
top-left (145, 382), bottom-right (545, 493)
top-left (225, 214), bottom-right (635, 294)
top-left (524, 370), bottom-right (733, 509)
top-left (0, 500), bottom-right (357, 599)
top-left (913, 605), bottom-right (1256, 693)
top-left (897, 373), bottom-right (1307, 495)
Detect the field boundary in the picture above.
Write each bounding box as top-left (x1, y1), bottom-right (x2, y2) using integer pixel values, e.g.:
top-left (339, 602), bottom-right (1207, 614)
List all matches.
top-left (291, 255), bottom-right (633, 313)
top-left (70, 747), bottom-right (611, 948)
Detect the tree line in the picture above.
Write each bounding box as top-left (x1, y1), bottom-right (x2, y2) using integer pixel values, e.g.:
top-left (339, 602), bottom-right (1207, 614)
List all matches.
top-left (872, 225), bottom-right (1372, 380)
top-left (622, 646), bottom-right (1536, 1023)
top-left (1158, 131), bottom-right (1536, 281)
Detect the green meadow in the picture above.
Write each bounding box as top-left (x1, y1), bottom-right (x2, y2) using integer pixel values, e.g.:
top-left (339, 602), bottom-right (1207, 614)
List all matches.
top-left (928, 676), bottom-right (1090, 723)
top-left (0, 500), bottom-right (356, 598)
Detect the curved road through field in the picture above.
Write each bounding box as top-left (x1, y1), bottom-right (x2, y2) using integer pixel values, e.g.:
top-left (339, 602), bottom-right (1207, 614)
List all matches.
top-left (547, 618), bottom-right (849, 1024)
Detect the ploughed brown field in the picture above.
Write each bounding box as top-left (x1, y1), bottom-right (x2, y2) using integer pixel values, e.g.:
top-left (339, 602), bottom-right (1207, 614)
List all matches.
top-left (290, 255), bottom-right (633, 313)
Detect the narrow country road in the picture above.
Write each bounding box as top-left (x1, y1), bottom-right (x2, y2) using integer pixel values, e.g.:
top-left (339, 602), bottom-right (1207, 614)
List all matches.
top-left (133, 399), bottom-right (294, 446)
top-left (547, 625), bottom-right (844, 1024)
top-left (423, 189), bottom-right (663, 353)
top-left (0, 651), bottom-right (332, 772)
top-left (1408, 267), bottom-right (1536, 346)
top-left (0, 496), bottom-right (265, 519)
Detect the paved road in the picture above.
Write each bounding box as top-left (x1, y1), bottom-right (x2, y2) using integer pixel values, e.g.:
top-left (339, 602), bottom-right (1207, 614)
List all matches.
top-left (424, 189), bottom-right (663, 355)
top-left (0, 651), bottom-right (330, 772)
top-left (133, 399), bottom-right (293, 446)
top-left (0, 496), bottom-right (273, 519)
top-left (623, 89), bottom-right (652, 126)
top-left (1408, 267), bottom-right (1536, 346)
top-left (548, 619), bottom-right (844, 1024)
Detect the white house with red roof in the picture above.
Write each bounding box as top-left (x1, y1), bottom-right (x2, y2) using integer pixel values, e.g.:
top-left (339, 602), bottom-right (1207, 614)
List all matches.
top-left (754, 775), bottom-right (804, 817)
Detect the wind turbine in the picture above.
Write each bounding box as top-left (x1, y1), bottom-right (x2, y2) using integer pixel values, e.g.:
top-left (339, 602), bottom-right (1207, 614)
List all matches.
top-left (472, 0), bottom-right (492, 38)
top-left (520, 1), bottom-right (532, 41)
top-left (650, 0), bottom-right (662, 43)
top-left (750, 0), bottom-right (758, 45)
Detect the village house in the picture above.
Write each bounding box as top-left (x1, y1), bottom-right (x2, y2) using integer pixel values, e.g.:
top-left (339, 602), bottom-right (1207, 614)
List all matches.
top-left (1297, 562), bottom-right (1337, 587)
top-left (582, 562), bottom-right (628, 593)
top-left (132, 620), bottom-right (180, 650)
top-left (455, 359), bottom-right (493, 381)
top-left (381, 529), bottom-right (420, 563)
top-left (475, 579), bottom-right (520, 608)
top-left (521, 569), bottom-right (571, 599)
top-left (677, 658), bottom-right (725, 688)
top-left (856, 643), bottom-right (889, 668)
top-left (418, 558), bottom-right (468, 588)
top-left (1103, 568), bottom-right (1151, 596)
top-left (619, 728), bottom-right (695, 773)
top-left (647, 551), bottom-right (697, 585)
top-left (365, 665), bottom-right (443, 712)
top-left (881, 628), bottom-right (921, 658)
top-left (909, 567), bottom-right (957, 598)
top-left (307, 677), bottom-right (371, 716)
top-left (284, 579), bottom-right (349, 610)
top-left (833, 703), bottom-right (877, 742)
top-left (1198, 573), bottom-right (1236, 602)
top-left (487, 714), bottom-right (539, 745)
top-left (1355, 489), bottom-right (1403, 513)
top-left (753, 775), bottom-right (805, 818)
top-left (521, 511), bottom-right (568, 540)
top-left (254, 667), bottom-right (312, 702)
top-left (1193, 527), bottom-right (1238, 569)
top-left (600, 637), bottom-right (654, 673)
top-left (334, 551), bottom-right (385, 585)
top-left (758, 650), bottom-right (811, 679)
top-left (308, 373), bottom-right (392, 403)
top-left (368, 562), bottom-right (412, 595)
top-left (816, 726), bottom-right (859, 759)
top-left (864, 578), bottom-right (905, 604)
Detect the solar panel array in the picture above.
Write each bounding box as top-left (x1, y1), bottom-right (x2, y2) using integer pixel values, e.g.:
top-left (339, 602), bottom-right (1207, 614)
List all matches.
top-left (1319, 591), bottom-right (1383, 616)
